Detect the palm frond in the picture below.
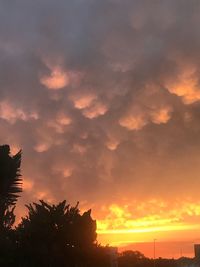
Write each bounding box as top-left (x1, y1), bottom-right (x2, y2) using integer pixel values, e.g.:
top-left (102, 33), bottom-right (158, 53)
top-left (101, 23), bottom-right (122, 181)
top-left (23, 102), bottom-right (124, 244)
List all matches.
top-left (0, 145), bottom-right (22, 223)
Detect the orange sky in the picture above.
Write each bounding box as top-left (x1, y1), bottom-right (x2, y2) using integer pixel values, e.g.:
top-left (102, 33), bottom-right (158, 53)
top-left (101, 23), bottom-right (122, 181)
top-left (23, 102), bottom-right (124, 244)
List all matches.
top-left (16, 197), bottom-right (200, 258)
top-left (97, 230), bottom-right (197, 258)
top-left (92, 200), bottom-right (200, 258)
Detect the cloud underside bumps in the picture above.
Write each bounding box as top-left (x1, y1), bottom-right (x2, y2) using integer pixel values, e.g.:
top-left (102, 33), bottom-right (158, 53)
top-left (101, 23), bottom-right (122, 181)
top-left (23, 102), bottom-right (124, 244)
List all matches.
top-left (1, 0), bottom-right (200, 234)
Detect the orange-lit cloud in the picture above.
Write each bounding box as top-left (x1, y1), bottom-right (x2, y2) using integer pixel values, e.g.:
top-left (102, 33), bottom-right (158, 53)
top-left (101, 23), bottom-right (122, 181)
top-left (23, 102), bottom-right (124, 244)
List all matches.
top-left (40, 67), bottom-right (69, 90)
top-left (150, 107), bottom-right (172, 125)
top-left (0, 101), bottom-right (38, 123)
top-left (119, 112), bottom-right (147, 130)
top-left (106, 138), bottom-right (120, 151)
top-left (70, 93), bottom-right (108, 119)
top-left (119, 106), bottom-right (172, 130)
top-left (34, 143), bottom-right (50, 153)
top-left (165, 65), bottom-right (200, 104)
top-left (71, 93), bottom-right (97, 110)
top-left (82, 101), bottom-right (108, 119)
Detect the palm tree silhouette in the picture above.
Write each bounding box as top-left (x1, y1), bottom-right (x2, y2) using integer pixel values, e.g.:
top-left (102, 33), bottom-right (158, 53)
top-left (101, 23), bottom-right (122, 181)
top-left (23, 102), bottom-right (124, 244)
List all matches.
top-left (0, 144), bottom-right (22, 230)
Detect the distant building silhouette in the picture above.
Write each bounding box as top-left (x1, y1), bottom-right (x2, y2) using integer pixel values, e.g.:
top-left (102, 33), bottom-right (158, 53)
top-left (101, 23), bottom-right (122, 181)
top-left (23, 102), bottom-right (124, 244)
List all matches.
top-left (194, 244), bottom-right (200, 267)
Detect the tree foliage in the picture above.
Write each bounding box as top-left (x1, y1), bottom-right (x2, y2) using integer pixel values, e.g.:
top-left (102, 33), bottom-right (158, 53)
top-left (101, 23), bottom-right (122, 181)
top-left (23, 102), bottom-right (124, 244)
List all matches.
top-left (0, 144), bottom-right (22, 230)
top-left (17, 200), bottom-right (98, 266)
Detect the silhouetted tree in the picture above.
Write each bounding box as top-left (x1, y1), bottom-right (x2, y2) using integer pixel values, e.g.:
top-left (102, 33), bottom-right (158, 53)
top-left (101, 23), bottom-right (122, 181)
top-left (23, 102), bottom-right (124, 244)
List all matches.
top-left (0, 145), bottom-right (22, 266)
top-left (17, 200), bottom-right (99, 267)
top-left (0, 145), bottom-right (22, 230)
top-left (118, 250), bottom-right (151, 267)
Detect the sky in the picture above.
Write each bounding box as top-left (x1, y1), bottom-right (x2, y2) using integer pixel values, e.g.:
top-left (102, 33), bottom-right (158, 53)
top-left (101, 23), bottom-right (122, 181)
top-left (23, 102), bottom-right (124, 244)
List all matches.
top-left (1, 0), bottom-right (200, 258)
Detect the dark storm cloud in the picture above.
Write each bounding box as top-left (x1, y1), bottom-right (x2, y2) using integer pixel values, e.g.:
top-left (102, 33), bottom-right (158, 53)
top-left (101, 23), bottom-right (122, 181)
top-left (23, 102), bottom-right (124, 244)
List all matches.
top-left (0, 0), bottom-right (200, 215)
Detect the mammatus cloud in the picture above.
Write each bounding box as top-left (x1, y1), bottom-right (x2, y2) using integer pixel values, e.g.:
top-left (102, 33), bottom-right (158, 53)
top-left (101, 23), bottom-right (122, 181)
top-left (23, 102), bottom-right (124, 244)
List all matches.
top-left (164, 64), bottom-right (200, 104)
top-left (40, 67), bottom-right (69, 90)
top-left (70, 92), bottom-right (108, 119)
top-left (0, 101), bottom-right (38, 124)
top-left (119, 106), bottom-right (172, 130)
top-left (1, 0), bottom-right (200, 253)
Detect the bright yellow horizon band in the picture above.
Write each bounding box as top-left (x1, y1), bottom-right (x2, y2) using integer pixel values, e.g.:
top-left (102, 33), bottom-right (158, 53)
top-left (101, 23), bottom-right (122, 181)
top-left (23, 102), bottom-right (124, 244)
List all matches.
top-left (97, 224), bottom-right (200, 235)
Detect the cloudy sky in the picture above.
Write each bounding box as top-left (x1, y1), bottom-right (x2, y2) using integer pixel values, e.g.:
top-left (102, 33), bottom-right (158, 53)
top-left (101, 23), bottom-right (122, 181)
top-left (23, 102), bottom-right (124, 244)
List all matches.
top-left (1, 0), bottom-right (200, 258)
